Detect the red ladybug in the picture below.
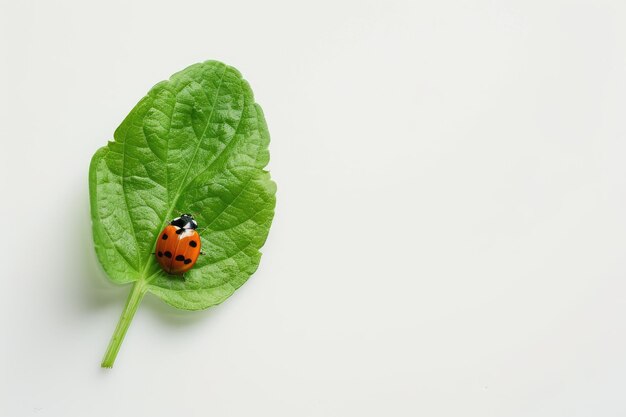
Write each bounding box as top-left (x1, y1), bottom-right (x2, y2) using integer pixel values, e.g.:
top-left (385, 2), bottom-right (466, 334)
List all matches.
top-left (155, 214), bottom-right (202, 275)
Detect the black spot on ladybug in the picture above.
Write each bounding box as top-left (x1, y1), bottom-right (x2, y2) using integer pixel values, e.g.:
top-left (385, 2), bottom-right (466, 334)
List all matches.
top-left (157, 251), bottom-right (163, 257)
top-left (162, 233), bottom-right (168, 240)
top-left (189, 240), bottom-right (197, 247)
top-left (176, 228), bottom-right (184, 235)
top-left (164, 251), bottom-right (172, 258)
top-left (184, 258), bottom-right (192, 264)
top-left (175, 255), bottom-right (185, 261)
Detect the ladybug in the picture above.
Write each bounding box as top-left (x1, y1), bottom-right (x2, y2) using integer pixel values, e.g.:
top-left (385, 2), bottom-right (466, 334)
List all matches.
top-left (155, 214), bottom-right (202, 275)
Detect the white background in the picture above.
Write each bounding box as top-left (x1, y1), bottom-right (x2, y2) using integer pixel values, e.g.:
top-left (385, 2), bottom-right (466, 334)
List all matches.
top-left (1, 0), bottom-right (626, 415)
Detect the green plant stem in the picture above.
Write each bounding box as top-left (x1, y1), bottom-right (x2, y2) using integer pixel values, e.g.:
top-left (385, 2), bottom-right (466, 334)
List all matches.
top-left (101, 281), bottom-right (147, 368)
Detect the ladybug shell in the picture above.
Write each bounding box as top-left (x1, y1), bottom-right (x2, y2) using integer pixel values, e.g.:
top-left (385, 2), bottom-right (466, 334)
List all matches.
top-left (155, 225), bottom-right (201, 275)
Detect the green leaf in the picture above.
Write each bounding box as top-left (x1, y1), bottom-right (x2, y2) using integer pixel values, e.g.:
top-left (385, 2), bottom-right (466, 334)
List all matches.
top-left (89, 61), bottom-right (276, 368)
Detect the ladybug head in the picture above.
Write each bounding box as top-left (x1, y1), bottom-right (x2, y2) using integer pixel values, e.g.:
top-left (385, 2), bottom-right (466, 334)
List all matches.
top-left (171, 213), bottom-right (198, 230)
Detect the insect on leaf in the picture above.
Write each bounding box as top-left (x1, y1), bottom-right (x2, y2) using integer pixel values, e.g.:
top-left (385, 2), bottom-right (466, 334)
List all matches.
top-left (89, 61), bottom-right (276, 368)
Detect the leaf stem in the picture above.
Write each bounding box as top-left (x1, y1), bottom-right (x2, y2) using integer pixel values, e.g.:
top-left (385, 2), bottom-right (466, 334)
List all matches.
top-left (101, 281), bottom-right (147, 368)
